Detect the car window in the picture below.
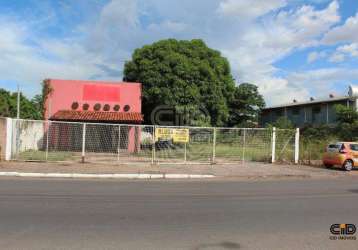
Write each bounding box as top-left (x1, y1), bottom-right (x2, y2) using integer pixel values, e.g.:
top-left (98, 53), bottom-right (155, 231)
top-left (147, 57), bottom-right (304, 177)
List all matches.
top-left (350, 144), bottom-right (358, 151)
top-left (327, 144), bottom-right (342, 152)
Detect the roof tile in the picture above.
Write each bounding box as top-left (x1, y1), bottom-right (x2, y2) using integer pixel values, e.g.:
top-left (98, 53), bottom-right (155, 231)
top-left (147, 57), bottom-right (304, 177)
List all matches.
top-left (50, 110), bottom-right (143, 123)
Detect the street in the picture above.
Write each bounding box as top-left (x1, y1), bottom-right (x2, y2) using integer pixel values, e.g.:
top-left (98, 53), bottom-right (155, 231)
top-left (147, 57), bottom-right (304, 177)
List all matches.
top-left (0, 177), bottom-right (357, 250)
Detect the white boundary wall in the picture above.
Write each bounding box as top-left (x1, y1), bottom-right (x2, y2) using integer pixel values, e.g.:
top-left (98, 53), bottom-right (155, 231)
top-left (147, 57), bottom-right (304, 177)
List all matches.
top-left (5, 118), bottom-right (13, 161)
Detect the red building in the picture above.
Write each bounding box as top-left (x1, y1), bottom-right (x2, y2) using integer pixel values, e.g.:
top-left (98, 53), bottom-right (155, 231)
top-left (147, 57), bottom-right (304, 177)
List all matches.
top-left (44, 79), bottom-right (143, 153)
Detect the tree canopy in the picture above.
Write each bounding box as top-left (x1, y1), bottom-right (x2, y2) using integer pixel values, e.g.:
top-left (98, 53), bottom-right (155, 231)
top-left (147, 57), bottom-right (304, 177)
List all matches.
top-left (227, 83), bottom-right (265, 127)
top-left (124, 39), bottom-right (265, 126)
top-left (334, 104), bottom-right (358, 141)
top-left (0, 88), bottom-right (42, 120)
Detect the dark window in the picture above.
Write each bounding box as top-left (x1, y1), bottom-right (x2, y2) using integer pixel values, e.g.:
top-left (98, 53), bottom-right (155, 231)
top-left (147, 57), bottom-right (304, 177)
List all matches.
top-left (350, 144), bottom-right (358, 151)
top-left (123, 105), bottom-right (130, 112)
top-left (292, 107), bottom-right (300, 115)
top-left (93, 103), bottom-right (101, 111)
top-left (71, 102), bottom-right (79, 110)
top-left (312, 106), bottom-right (321, 114)
top-left (103, 104), bottom-right (110, 111)
top-left (113, 105), bottom-right (120, 112)
top-left (82, 103), bottom-right (89, 111)
top-left (275, 109), bottom-right (283, 117)
top-left (327, 143), bottom-right (343, 152)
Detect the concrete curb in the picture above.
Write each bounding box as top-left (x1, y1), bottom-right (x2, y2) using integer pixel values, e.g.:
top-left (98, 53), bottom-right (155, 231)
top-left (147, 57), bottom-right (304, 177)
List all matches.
top-left (0, 172), bottom-right (216, 179)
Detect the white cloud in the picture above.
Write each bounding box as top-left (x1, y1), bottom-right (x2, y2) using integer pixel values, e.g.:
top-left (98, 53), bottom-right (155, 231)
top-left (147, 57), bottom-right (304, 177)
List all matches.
top-left (287, 67), bottom-right (358, 96)
top-left (0, 18), bottom-right (114, 96)
top-left (148, 21), bottom-right (187, 33)
top-left (327, 43), bottom-right (358, 63)
top-left (0, 0), bottom-right (349, 106)
top-left (256, 76), bottom-right (311, 105)
top-left (328, 52), bottom-right (345, 62)
top-left (219, 0), bottom-right (340, 104)
top-left (337, 43), bottom-right (358, 57)
top-left (267, 0), bottom-right (339, 49)
top-left (217, 0), bottom-right (287, 19)
top-left (98, 0), bottom-right (138, 28)
top-left (307, 51), bottom-right (327, 63)
top-left (322, 12), bottom-right (358, 44)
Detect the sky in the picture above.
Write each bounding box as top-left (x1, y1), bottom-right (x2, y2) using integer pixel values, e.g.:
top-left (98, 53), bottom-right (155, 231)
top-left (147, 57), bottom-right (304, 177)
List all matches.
top-left (0, 0), bottom-right (358, 106)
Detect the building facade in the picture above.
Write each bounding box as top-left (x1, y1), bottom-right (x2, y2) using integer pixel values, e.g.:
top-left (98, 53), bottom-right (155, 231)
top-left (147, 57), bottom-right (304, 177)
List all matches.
top-left (260, 85), bottom-right (358, 127)
top-left (44, 79), bottom-right (143, 152)
top-left (44, 79), bottom-right (142, 122)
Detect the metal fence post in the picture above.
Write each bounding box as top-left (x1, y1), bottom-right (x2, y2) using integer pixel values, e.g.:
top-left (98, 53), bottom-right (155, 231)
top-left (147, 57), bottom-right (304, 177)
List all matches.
top-left (212, 127), bottom-right (216, 164)
top-left (295, 128), bottom-right (300, 164)
top-left (271, 127), bottom-right (276, 163)
top-left (242, 128), bottom-right (246, 163)
top-left (184, 142), bottom-right (187, 163)
top-left (15, 119), bottom-right (20, 160)
top-left (152, 125), bottom-right (156, 164)
top-left (117, 125), bottom-right (121, 162)
top-left (81, 123), bottom-right (86, 163)
top-left (45, 120), bottom-right (50, 161)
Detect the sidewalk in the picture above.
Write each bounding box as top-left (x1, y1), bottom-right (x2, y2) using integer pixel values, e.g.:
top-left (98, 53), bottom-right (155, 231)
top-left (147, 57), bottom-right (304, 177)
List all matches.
top-left (0, 160), bottom-right (354, 180)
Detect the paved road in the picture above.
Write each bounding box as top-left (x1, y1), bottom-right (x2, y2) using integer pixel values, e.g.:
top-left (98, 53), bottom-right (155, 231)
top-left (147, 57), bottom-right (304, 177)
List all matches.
top-left (0, 177), bottom-right (357, 250)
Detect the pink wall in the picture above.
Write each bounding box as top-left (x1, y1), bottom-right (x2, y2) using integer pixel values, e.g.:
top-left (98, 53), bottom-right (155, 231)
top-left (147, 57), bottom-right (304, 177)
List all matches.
top-left (44, 79), bottom-right (142, 119)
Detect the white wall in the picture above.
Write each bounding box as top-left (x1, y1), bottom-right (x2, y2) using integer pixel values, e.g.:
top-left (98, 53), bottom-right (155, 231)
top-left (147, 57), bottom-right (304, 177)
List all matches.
top-left (11, 120), bottom-right (45, 158)
top-left (5, 118), bottom-right (12, 160)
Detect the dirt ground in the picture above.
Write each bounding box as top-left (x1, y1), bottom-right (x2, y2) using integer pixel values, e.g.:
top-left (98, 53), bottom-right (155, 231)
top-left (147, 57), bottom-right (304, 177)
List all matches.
top-left (0, 160), bottom-right (357, 180)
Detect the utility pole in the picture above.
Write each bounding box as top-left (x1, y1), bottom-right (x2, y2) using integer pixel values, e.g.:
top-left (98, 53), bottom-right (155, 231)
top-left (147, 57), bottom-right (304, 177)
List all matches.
top-left (16, 85), bottom-right (20, 119)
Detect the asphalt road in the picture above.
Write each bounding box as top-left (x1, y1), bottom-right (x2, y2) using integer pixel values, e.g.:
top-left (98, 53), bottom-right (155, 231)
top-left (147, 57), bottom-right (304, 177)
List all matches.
top-left (0, 177), bottom-right (357, 250)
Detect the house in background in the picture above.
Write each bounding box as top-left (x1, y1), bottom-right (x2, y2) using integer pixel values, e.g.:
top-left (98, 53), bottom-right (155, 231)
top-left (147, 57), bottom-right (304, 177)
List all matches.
top-left (44, 79), bottom-right (143, 153)
top-left (260, 85), bottom-right (358, 127)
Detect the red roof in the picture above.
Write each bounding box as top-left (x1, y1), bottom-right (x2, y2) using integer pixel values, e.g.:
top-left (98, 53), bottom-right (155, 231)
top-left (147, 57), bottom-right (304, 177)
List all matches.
top-left (50, 110), bottom-right (143, 123)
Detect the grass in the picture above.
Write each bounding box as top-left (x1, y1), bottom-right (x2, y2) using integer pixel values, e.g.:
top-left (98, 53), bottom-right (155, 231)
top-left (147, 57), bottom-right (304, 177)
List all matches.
top-left (16, 141), bottom-right (294, 164)
top-left (17, 150), bottom-right (77, 161)
top-left (153, 142), bottom-right (273, 162)
top-left (299, 138), bottom-right (336, 163)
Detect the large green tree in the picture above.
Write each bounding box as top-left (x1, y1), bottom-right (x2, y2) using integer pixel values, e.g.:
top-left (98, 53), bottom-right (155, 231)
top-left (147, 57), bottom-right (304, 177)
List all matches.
top-left (0, 88), bottom-right (42, 120)
top-left (227, 83), bottom-right (265, 127)
top-left (124, 39), bottom-right (237, 126)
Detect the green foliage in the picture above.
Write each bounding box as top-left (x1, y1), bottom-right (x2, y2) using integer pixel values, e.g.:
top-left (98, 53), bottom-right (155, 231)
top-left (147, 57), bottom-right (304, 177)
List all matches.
top-left (338, 121), bottom-right (358, 141)
top-left (0, 88), bottom-right (42, 119)
top-left (335, 104), bottom-right (358, 123)
top-left (0, 80), bottom-right (53, 120)
top-left (227, 83), bottom-right (265, 127)
top-left (334, 104), bottom-right (358, 141)
top-left (0, 88), bottom-right (11, 116)
top-left (299, 125), bottom-right (337, 162)
top-left (124, 39), bottom-right (261, 126)
top-left (297, 106), bottom-right (358, 163)
top-left (301, 124), bottom-right (335, 142)
top-left (266, 117), bottom-right (294, 129)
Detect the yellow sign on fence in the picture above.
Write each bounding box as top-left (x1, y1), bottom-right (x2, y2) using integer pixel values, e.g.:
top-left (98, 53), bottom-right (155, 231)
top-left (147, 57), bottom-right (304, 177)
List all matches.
top-left (172, 129), bottom-right (189, 143)
top-left (155, 128), bottom-right (189, 143)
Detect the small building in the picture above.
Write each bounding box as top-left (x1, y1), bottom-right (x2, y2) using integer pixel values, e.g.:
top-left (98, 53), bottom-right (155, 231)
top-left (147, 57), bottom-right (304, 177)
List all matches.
top-left (260, 85), bottom-right (358, 127)
top-left (44, 79), bottom-right (143, 153)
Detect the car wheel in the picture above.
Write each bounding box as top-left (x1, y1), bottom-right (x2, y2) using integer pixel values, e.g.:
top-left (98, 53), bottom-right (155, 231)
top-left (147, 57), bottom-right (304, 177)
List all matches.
top-left (324, 163), bottom-right (333, 168)
top-left (343, 160), bottom-right (353, 171)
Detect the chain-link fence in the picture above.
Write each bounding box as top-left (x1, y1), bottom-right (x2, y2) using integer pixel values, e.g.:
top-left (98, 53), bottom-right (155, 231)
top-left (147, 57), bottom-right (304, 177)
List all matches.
top-left (9, 119), bottom-right (299, 165)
